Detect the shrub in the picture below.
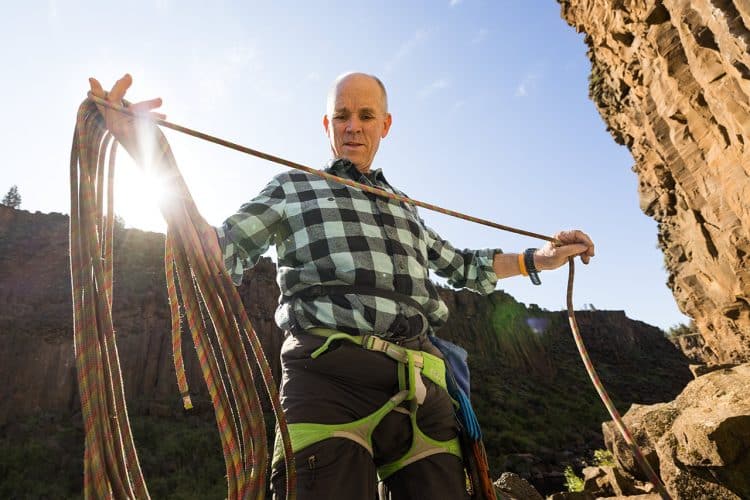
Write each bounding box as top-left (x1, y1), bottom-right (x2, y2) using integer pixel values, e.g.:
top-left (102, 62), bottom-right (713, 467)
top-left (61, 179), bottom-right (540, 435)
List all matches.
top-left (593, 448), bottom-right (615, 466)
top-left (564, 465), bottom-right (584, 492)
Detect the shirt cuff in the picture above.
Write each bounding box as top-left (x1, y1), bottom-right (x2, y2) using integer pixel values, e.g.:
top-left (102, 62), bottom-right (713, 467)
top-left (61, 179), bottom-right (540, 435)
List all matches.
top-left (215, 225), bottom-right (245, 286)
top-left (476, 248), bottom-right (503, 294)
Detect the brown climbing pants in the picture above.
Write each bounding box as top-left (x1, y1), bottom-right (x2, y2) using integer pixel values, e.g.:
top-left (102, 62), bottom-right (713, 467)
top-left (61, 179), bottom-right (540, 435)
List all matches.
top-left (270, 330), bottom-right (469, 500)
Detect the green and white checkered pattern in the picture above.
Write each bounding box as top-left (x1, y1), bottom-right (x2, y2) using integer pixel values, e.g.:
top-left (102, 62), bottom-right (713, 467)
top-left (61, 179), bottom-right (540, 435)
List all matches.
top-left (217, 158), bottom-right (501, 336)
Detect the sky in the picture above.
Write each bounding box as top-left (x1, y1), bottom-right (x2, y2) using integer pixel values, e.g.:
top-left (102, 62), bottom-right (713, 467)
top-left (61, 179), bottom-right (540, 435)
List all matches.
top-left (0, 1), bottom-right (691, 330)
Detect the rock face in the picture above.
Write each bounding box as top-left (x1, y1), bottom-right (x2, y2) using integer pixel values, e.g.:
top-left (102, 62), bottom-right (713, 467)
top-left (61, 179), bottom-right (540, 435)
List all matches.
top-left (559, 0), bottom-right (750, 364)
top-left (0, 206), bottom-right (283, 424)
top-left (603, 363), bottom-right (750, 499)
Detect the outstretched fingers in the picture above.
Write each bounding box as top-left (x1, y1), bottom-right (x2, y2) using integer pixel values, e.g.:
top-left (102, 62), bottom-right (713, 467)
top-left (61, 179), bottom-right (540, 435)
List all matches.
top-left (129, 98), bottom-right (166, 120)
top-left (108, 73), bottom-right (133, 103)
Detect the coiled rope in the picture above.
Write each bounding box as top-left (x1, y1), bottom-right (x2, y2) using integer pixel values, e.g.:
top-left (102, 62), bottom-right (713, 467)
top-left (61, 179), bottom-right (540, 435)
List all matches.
top-left (76, 93), bottom-right (672, 500)
top-left (70, 97), bottom-right (296, 499)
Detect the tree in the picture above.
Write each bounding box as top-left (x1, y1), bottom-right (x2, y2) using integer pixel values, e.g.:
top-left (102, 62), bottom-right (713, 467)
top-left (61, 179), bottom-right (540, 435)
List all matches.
top-left (2, 185), bottom-right (21, 209)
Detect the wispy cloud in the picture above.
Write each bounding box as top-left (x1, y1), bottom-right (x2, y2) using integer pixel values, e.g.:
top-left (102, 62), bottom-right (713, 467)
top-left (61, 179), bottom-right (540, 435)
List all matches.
top-left (450, 0), bottom-right (463, 6)
top-left (515, 72), bottom-right (539, 97)
top-left (384, 29), bottom-right (429, 74)
top-left (418, 78), bottom-right (450, 99)
top-left (471, 28), bottom-right (488, 44)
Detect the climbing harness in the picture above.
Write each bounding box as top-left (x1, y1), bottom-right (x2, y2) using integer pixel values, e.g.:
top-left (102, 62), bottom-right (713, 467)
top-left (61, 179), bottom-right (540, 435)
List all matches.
top-left (270, 329), bottom-right (462, 481)
top-left (70, 98), bottom-right (296, 499)
top-left (80, 93), bottom-right (673, 500)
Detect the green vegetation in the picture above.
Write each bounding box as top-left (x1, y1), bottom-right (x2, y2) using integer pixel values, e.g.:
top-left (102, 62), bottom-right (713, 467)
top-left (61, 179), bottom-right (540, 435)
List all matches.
top-left (561, 449), bottom-right (614, 493)
top-left (665, 321), bottom-right (698, 339)
top-left (2, 185), bottom-right (21, 209)
top-left (564, 465), bottom-right (584, 492)
top-left (593, 448), bottom-right (615, 467)
top-left (0, 413), bottom-right (237, 499)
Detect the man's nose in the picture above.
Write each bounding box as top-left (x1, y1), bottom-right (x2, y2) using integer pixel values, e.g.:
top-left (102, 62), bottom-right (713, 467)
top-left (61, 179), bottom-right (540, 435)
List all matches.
top-left (345, 117), bottom-right (362, 132)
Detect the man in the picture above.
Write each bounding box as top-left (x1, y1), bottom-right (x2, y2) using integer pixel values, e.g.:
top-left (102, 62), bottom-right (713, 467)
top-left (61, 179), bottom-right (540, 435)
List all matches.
top-left (90, 72), bottom-right (594, 499)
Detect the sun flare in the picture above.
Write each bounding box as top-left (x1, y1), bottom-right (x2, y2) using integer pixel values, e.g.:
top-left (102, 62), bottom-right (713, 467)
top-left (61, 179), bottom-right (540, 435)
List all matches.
top-left (112, 154), bottom-right (172, 233)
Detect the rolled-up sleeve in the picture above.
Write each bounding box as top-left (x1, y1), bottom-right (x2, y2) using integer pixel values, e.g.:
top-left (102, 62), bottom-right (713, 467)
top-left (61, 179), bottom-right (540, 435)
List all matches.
top-left (423, 224), bottom-right (502, 295)
top-left (216, 175), bottom-right (287, 285)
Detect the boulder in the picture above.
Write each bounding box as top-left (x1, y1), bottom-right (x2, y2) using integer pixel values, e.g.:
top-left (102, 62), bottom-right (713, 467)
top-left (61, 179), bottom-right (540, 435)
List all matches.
top-left (494, 472), bottom-right (544, 500)
top-left (604, 364), bottom-right (750, 499)
top-left (602, 403), bottom-right (675, 481)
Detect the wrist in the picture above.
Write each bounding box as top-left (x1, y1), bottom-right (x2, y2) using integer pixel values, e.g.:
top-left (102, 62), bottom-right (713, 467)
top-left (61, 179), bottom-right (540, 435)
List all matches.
top-left (524, 248), bottom-right (541, 285)
top-left (517, 253), bottom-right (528, 276)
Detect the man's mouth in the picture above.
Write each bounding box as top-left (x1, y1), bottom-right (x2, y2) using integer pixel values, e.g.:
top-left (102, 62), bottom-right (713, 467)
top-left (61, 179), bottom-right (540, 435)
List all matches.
top-left (344, 142), bottom-right (364, 148)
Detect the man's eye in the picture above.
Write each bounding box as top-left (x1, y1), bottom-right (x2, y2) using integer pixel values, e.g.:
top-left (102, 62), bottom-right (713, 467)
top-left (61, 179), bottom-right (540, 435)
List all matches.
top-left (361, 114), bottom-right (374, 120)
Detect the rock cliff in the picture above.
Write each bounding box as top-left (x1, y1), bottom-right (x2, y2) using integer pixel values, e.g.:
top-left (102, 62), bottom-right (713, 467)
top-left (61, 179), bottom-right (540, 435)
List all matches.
top-left (559, 0), bottom-right (750, 364)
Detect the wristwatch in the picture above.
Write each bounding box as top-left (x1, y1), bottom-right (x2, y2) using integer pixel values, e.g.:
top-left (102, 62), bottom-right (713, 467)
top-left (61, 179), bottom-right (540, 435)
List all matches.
top-left (524, 248), bottom-right (541, 285)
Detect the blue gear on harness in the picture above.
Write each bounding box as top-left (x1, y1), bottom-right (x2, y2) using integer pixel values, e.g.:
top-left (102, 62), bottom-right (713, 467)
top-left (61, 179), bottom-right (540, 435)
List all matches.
top-left (429, 335), bottom-right (482, 441)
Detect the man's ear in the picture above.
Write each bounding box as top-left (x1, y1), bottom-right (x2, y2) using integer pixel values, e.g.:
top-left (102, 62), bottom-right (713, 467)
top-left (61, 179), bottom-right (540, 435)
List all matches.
top-left (382, 113), bottom-right (392, 138)
top-left (323, 114), bottom-right (330, 135)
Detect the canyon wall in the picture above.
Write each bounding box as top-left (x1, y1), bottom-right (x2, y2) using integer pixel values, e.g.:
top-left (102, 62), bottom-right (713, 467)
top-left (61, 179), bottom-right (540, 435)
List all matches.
top-left (559, 0), bottom-right (750, 363)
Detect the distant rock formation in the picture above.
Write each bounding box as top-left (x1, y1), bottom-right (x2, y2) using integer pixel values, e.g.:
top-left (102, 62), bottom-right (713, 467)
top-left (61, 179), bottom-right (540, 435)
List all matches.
top-left (559, 0), bottom-right (750, 364)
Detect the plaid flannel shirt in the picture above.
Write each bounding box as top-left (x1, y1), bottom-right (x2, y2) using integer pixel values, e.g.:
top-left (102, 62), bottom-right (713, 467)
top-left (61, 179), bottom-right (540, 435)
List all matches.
top-left (216, 158), bottom-right (501, 336)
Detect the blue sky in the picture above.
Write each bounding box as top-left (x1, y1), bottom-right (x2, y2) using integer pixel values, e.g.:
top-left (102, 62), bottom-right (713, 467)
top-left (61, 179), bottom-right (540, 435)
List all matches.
top-left (1, 1), bottom-right (690, 330)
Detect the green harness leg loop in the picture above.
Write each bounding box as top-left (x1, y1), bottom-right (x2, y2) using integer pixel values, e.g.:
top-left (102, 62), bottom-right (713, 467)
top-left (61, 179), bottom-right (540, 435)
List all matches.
top-left (272, 328), bottom-right (462, 479)
top-left (272, 390), bottom-right (410, 467)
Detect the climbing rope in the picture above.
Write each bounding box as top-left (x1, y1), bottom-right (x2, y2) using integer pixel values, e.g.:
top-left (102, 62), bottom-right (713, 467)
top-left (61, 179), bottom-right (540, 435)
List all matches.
top-left (80, 93), bottom-right (672, 499)
top-left (70, 97), bottom-right (296, 499)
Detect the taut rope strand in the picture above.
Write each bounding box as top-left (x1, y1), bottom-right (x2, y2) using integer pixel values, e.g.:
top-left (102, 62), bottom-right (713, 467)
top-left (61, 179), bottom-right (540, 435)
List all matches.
top-left (82, 93), bottom-right (672, 499)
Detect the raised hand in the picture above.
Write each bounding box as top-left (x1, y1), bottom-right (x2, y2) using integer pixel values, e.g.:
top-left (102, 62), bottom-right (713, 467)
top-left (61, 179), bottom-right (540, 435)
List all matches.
top-left (88, 74), bottom-right (165, 165)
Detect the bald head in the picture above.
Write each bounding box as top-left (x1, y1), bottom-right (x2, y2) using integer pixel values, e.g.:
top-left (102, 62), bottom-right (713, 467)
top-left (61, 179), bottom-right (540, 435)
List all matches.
top-left (326, 72), bottom-right (388, 117)
top-left (322, 72), bottom-right (393, 173)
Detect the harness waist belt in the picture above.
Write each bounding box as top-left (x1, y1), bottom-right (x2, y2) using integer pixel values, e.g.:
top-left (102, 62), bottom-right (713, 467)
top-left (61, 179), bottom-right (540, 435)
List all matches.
top-left (308, 328), bottom-right (447, 392)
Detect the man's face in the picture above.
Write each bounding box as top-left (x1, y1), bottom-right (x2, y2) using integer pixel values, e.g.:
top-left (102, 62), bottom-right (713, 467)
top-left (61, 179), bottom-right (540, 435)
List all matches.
top-left (323, 74), bottom-right (392, 173)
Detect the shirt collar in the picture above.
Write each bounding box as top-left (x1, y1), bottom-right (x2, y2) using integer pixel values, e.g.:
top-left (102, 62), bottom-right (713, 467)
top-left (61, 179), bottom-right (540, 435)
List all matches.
top-left (325, 158), bottom-right (387, 184)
